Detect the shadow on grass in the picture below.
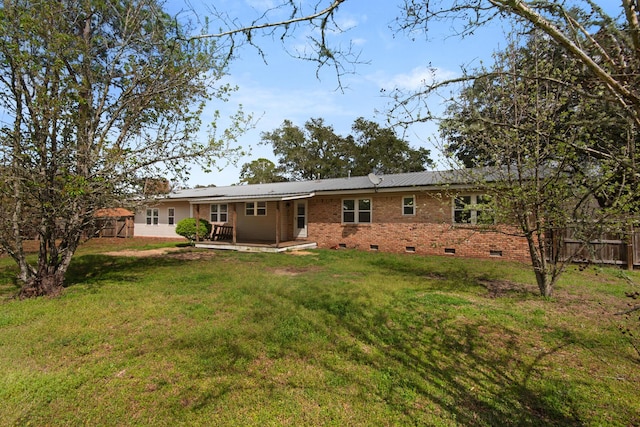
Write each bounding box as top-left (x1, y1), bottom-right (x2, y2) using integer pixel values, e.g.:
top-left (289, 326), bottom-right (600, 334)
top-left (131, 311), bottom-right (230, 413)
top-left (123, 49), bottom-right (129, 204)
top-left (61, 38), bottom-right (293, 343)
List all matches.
top-left (171, 281), bottom-right (584, 425)
top-left (332, 307), bottom-right (582, 425)
top-left (329, 257), bottom-right (582, 424)
top-left (64, 253), bottom-right (188, 288)
top-left (0, 248), bottom-right (208, 298)
top-left (369, 256), bottom-right (540, 298)
top-left (303, 259), bottom-right (585, 424)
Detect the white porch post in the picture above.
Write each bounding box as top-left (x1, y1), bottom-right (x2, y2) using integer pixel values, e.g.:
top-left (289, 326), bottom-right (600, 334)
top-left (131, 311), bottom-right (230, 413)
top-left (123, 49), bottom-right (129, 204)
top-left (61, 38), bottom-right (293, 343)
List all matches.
top-left (194, 204), bottom-right (200, 241)
top-left (231, 203), bottom-right (237, 244)
top-left (275, 201), bottom-right (281, 247)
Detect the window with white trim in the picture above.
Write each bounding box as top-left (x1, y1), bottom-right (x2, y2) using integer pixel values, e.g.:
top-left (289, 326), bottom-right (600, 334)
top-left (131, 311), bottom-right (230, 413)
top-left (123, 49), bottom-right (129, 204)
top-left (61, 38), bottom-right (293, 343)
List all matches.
top-left (453, 195), bottom-right (494, 224)
top-left (167, 208), bottom-right (175, 225)
top-left (146, 208), bottom-right (159, 225)
top-left (403, 196), bottom-right (415, 216)
top-left (210, 203), bottom-right (228, 222)
top-left (245, 201), bottom-right (267, 216)
top-left (343, 198), bottom-right (371, 223)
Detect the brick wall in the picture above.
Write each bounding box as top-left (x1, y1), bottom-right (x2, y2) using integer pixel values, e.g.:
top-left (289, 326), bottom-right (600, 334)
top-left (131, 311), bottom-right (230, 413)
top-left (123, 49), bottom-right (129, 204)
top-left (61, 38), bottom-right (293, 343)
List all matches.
top-left (307, 192), bottom-right (531, 262)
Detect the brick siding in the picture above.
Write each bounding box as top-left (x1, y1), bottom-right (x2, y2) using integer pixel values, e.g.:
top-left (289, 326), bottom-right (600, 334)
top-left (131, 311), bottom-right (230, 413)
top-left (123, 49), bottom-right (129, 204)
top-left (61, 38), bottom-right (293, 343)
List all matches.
top-left (307, 192), bottom-right (531, 262)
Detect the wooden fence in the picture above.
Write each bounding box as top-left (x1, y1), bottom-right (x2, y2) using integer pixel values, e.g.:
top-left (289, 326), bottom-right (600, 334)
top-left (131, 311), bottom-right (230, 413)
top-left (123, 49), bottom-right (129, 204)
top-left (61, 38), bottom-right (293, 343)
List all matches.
top-left (555, 227), bottom-right (640, 269)
top-left (94, 217), bottom-right (134, 238)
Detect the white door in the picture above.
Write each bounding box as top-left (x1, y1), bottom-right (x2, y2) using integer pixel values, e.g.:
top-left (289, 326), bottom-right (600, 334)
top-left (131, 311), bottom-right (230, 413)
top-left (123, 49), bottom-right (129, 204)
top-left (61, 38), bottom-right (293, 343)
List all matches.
top-left (294, 201), bottom-right (308, 238)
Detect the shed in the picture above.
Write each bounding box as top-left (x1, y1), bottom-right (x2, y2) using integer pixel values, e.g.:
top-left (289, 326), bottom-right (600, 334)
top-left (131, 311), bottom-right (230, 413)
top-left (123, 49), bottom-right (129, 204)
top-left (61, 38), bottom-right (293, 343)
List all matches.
top-left (95, 208), bottom-right (135, 238)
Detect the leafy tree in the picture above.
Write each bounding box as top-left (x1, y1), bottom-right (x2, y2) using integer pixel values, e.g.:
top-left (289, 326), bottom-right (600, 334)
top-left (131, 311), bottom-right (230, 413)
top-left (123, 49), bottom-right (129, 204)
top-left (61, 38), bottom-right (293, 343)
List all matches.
top-left (175, 218), bottom-right (211, 244)
top-left (388, 1), bottom-right (640, 296)
top-left (439, 31), bottom-right (620, 297)
top-left (394, 0), bottom-right (640, 178)
top-left (396, 2), bottom-right (639, 109)
top-left (261, 117), bottom-right (433, 180)
top-left (261, 118), bottom-right (353, 180)
top-left (239, 158), bottom-right (288, 184)
top-left (0, 0), bottom-right (246, 297)
top-left (350, 117), bottom-right (433, 175)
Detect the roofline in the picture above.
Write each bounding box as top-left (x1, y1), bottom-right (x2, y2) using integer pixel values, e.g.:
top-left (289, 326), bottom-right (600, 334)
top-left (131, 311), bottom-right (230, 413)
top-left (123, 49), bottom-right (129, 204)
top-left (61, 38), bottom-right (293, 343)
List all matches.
top-left (314, 183), bottom-right (480, 196)
top-left (151, 169), bottom-right (497, 204)
top-left (187, 192), bottom-right (315, 204)
top-left (158, 183), bottom-right (486, 204)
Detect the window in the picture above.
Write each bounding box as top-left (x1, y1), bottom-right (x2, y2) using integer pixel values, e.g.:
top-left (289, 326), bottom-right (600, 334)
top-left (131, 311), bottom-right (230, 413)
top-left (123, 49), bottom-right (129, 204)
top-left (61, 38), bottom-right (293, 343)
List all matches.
top-left (245, 201), bottom-right (267, 216)
top-left (453, 195), bottom-right (494, 225)
top-left (403, 196), bottom-right (415, 216)
top-left (146, 208), bottom-right (159, 225)
top-left (343, 198), bottom-right (371, 224)
top-left (168, 208), bottom-right (175, 225)
top-left (454, 196), bottom-right (472, 224)
top-left (210, 203), bottom-right (228, 222)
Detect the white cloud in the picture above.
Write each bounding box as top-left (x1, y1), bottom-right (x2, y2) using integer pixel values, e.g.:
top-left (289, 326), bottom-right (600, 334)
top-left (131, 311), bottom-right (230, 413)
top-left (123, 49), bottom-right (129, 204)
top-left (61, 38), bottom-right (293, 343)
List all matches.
top-left (244, 0), bottom-right (275, 11)
top-left (335, 17), bottom-right (358, 32)
top-left (236, 85), bottom-right (354, 128)
top-left (370, 66), bottom-right (459, 91)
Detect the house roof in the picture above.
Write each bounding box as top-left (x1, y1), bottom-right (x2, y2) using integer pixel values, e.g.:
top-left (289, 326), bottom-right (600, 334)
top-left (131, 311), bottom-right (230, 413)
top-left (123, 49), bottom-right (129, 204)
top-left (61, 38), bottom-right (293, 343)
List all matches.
top-left (165, 169), bottom-right (484, 203)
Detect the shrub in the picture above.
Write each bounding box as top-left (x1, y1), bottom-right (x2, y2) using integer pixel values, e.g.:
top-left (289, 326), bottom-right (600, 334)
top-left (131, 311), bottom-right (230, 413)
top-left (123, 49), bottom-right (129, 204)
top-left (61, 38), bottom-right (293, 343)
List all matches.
top-left (175, 218), bottom-right (211, 243)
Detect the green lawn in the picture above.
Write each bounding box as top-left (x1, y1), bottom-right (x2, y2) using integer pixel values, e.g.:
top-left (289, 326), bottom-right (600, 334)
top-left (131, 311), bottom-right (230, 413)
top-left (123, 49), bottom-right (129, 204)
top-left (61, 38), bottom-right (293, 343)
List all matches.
top-left (1, 239), bottom-right (639, 426)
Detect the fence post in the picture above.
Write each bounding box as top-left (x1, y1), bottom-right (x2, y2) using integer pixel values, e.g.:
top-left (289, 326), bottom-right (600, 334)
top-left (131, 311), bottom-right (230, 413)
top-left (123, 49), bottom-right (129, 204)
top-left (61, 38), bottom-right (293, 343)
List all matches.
top-left (628, 225), bottom-right (635, 270)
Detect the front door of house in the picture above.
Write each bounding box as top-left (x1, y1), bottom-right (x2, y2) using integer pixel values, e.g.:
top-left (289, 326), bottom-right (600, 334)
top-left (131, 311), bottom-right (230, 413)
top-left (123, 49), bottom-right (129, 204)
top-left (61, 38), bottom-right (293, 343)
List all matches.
top-left (294, 201), bottom-right (307, 238)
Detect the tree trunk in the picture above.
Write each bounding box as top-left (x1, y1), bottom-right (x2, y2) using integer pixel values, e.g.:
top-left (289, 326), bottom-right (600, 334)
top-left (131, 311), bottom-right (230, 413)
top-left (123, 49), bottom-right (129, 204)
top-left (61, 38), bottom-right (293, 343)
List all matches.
top-left (534, 269), bottom-right (553, 298)
top-left (18, 271), bottom-right (65, 299)
top-left (17, 234), bottom-right (78, 299)
top-left (525, 230), bottom-right (555, 297)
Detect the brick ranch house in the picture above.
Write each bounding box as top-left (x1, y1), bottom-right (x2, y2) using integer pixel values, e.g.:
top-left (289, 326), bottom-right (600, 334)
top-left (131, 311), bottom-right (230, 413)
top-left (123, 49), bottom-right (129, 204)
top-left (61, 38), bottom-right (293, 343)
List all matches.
top-left (133, 170), bottom-right (531, 261)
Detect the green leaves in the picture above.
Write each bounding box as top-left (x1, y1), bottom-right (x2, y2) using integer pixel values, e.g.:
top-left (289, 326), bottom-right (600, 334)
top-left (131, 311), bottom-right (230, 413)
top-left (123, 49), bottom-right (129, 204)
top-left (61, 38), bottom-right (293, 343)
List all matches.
top-left (260, 117), bottom-right (433, 181)
top-left (0, 0), bottom-right (246, 295)
top-left (175, 218), bottom-right (211, 243)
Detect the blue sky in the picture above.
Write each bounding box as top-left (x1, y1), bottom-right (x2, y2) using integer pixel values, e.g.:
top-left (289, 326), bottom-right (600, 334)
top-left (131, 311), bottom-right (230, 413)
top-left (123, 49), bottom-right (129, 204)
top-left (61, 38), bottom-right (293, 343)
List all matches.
top-left (176, 0), bottom-right (507, 187)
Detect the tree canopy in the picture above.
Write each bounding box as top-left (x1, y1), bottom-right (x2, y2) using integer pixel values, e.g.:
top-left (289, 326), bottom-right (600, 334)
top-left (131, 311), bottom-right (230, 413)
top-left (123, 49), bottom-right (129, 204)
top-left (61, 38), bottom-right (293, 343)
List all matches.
top-left (260, 117), bottom-right (433, 181)
top-left (239, 158), bottom-right (287, 184)
top-left (439, 30), bottom-right (620, 296)
top-left (0, 0), bottom-right (245, 297)
top-left (393, 1), bottom-right (640, 164)
top-left (386, 1), bottom-right (640, 296)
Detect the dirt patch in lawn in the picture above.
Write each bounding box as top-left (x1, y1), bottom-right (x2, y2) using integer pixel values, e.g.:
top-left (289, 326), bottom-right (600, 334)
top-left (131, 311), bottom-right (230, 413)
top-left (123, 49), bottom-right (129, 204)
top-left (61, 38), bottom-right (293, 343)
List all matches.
top-left (165, 250), bottom-right (217, 260)
top-left (286, 250), bottom-right (318, 256)
top-left (270, 265), bottom-right (322, 276)
top-left (103, 247), bottom-right (217, 260)
top-left (479, 279), bottom-right (538, 298)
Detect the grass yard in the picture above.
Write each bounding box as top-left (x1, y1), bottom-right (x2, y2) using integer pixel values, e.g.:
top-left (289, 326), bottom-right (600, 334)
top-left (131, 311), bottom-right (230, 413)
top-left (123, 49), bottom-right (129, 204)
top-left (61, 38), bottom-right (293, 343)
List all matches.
top-left (1, 238), bottom-right (639, 426)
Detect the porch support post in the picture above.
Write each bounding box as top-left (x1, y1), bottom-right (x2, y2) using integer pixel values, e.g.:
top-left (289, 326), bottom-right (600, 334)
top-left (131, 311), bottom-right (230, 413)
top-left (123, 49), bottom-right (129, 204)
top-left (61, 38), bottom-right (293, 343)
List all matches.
top-left (231, 203), bottom-right (237, 244)
top-left (194, 204), bottom-right (200, 241)
top-left (274, 201), bottom-right (280, 247)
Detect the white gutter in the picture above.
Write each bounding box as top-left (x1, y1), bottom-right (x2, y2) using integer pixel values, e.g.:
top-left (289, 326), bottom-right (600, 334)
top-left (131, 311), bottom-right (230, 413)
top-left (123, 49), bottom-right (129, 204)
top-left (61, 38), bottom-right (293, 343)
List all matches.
top-left (187, 192), bottom-right (315, 204)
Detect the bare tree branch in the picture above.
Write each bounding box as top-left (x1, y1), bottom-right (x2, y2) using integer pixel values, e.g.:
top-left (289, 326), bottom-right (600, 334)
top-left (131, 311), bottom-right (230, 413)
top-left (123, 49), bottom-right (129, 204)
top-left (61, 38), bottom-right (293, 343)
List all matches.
top-left (182, 0), bottom-right (361, 89)
top-left (488, 0), bottom-right (640, 127)
top-left (187, 0), bottom-right (346, 41)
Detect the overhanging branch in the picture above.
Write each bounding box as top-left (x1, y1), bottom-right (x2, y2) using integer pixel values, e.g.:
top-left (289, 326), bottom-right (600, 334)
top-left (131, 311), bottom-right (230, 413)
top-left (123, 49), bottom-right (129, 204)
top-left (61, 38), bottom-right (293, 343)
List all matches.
top-left (186, 0), bottom-right (346, 41)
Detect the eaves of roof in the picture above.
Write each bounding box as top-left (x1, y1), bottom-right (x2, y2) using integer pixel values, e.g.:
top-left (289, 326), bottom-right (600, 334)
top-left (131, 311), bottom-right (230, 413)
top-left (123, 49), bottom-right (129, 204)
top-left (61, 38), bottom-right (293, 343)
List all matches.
top-left (188, 192), bottom-right (315, 203)
top-left (162, 169), bottom-right (492, 202)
